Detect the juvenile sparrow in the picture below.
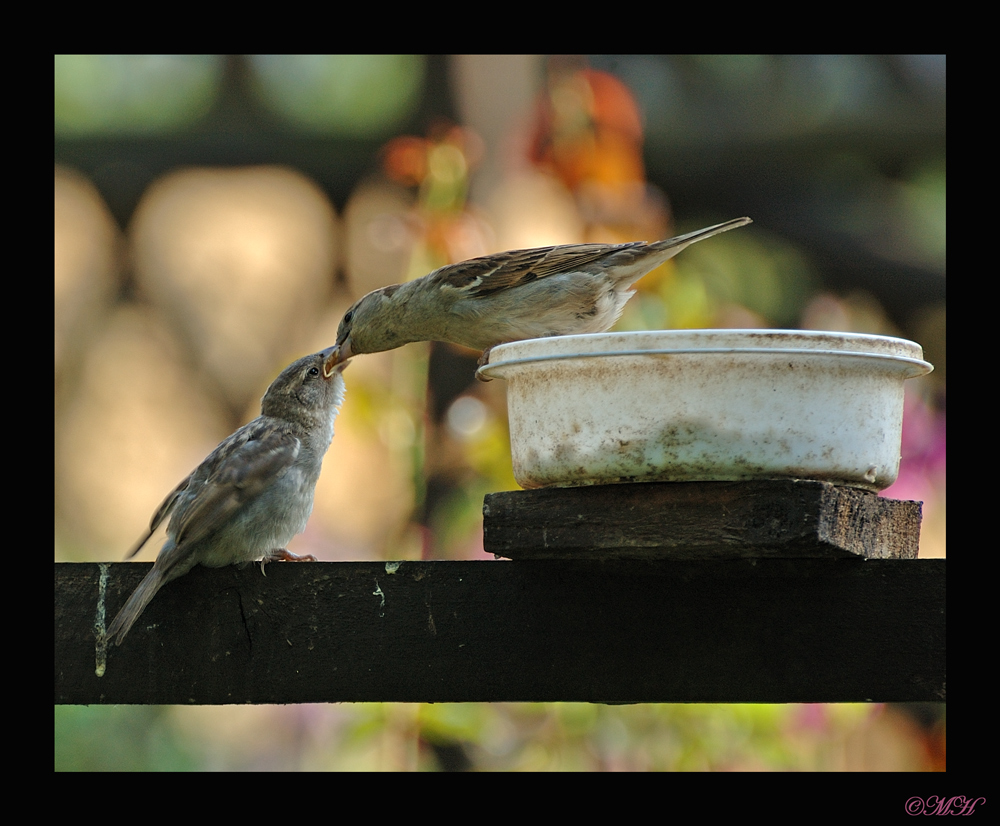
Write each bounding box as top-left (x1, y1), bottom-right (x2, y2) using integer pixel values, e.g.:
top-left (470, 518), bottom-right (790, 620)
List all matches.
top-left (106, 346), bottom-right (347, 646)
top-left (332, 217), bottom-right (751, 366)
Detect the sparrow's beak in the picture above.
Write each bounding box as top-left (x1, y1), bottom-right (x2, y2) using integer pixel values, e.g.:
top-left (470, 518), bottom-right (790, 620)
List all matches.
top-left (336, 336), bottom-right (354, 364)
top-left (322, 346), bottom-right (350, 378)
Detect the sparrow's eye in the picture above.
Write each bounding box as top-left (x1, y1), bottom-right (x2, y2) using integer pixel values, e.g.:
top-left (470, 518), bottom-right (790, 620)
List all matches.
top-left (343, 309), bottom-right (354, 326)
top-left (308, 366), bottom-right (320, 377)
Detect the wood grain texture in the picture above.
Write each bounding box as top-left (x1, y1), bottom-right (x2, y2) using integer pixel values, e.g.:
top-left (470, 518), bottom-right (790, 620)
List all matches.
top-left (483, 481), bottom-right (921, 560)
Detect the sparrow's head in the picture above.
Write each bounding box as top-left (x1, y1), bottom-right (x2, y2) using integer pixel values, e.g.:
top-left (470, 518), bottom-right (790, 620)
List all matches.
top-left (334, 284), bottom-right (413, 362)
top-left (261, 346), bottom-right (348, 425)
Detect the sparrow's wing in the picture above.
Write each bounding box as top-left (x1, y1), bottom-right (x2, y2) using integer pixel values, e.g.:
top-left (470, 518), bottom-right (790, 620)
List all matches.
top-left (434, 243), bottom-right (643, 298)
top-left (170, 423), bottom-right (301, 550)
top-left (124, 476), bottom-right (192, 559)
top-left (432, 218), bottom-right (752, 299)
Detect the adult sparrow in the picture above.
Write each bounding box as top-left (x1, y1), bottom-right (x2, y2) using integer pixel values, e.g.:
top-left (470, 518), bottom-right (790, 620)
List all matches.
top-left (106, 346), bottom-right (347, 646)
top-left (332, 217), bottom-right (751, 367)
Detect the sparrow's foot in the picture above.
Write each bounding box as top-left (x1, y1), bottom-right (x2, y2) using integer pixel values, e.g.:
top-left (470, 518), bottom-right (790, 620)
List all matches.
top-left (258, 548), bottom-right (318, 574)
top-left (267, 548), bottom-right (318, 563)
top-left (476, 346), bottom-right (495, 382)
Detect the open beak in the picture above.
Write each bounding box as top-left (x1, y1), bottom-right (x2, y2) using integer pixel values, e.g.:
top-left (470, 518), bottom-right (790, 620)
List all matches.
top-left (322, 345), bottom-right (350, 378)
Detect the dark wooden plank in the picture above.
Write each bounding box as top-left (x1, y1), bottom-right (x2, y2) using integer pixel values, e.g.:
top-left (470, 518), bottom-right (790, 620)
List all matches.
top-left (483, 481), bottom-right (921, 560)
top-left (55, 559), bottom-right (945, 705)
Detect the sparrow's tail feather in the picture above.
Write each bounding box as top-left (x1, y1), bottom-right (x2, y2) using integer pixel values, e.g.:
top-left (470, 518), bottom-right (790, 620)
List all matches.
top-left (607, 217), bottom-right (752, 286)
top-left (646, 216), bottom-right (752, 258)
top-left (106, 565), bottom-right (168, 646)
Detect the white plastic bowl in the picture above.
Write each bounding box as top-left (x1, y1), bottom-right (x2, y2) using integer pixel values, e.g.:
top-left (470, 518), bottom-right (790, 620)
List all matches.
top-left (477, 330), bottom-right (933, 491)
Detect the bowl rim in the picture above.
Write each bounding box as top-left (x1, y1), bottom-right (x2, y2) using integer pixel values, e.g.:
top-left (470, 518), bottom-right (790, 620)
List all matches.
top-left (477, 329), bottom-right (933, 381)
top-left (477, 347), bottom-right (933, 381)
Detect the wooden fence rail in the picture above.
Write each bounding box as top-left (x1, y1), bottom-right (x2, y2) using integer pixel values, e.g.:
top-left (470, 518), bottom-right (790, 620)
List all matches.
top-left (55, 482), bottom-right (945, 705)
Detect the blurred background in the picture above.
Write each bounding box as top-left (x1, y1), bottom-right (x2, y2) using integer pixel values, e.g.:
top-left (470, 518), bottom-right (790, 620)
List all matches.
top-left (55, 55), bottom-right (945, 771)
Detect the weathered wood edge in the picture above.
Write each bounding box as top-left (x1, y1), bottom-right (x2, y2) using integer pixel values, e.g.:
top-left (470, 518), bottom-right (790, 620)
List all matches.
top-left (817, 485), bottom-right (921, 559)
